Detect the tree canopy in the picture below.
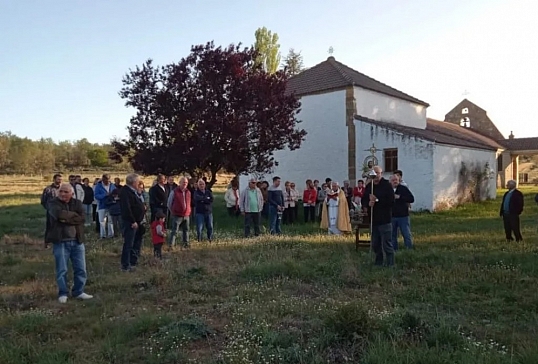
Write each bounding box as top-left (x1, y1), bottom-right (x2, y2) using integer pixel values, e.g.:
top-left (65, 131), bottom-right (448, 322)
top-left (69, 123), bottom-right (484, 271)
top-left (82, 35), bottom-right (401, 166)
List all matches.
top-left (282, 48), bottom-right (305, 77)
top-left (254, 27), bottom-right (281, 74)
top-left (112, 41), bottom-right (306, 187)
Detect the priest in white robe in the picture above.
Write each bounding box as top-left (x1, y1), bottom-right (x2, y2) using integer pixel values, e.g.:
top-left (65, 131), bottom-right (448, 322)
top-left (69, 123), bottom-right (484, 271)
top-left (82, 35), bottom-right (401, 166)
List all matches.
top-left (320, 182), bottom-right (351, 234)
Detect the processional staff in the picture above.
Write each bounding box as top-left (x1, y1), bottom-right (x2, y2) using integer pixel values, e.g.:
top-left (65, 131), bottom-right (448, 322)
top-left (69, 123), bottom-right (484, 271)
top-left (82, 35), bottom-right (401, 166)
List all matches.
top-left (364, 144), bottom-right (379, 257)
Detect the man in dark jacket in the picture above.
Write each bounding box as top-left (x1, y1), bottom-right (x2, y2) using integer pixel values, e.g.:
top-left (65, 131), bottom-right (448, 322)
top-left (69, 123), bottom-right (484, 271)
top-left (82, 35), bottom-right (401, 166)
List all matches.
top-left (193, 179), bottom-right (214, 242)
top-left (47, 183), bottom-right (92, 303)
top-left (362, 166), bottom-right (395, 266)
top-left (41, 173), bottom-right (63, 249)
top-left (120, 173), bottom-right (147, 271)
top-left (81, 178), bottom-right (94, 226)
top-left (267, 176), bottom-right (284, 235)
top-left (149, 174), bottom-right (169, 222)
top-left (390, 175), bottom-right (415, 250)
top-left (499, 180), bottom-right (524, 242)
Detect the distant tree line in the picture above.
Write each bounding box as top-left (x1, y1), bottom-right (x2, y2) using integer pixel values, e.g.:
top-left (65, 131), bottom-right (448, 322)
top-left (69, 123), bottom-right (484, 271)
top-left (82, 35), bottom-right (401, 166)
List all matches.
top-left (0, 132), bottom-right (126, 174)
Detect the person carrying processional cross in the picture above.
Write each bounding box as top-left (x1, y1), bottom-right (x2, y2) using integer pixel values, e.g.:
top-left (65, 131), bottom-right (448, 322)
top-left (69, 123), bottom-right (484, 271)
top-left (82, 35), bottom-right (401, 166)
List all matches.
top-left (320, 181), bottom-right (351, 235)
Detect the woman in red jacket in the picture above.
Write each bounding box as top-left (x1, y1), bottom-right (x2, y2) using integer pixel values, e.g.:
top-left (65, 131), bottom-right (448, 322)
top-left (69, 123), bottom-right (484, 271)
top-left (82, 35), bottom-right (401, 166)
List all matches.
top-left (303, 179), bottom-right (317, 223)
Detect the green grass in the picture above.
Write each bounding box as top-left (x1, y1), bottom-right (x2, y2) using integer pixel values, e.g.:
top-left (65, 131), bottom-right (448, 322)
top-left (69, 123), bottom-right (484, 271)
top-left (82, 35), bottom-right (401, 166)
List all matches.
top-left (0, 184), bottom-right (537, 363)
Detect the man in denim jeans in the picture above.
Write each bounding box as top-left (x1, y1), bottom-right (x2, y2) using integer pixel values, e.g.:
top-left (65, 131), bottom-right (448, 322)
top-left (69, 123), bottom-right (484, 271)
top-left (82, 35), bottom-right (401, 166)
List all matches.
top-left (167, 177), bottom-right (192, 249)
top-left (47, 183), bottom-right (93, 303)
top-left (267, 176), bottom-right (284, 235)
top-left (390, 175), bottom-right (415, 250)
top-left (193, 179), bottom-right (214, 242)
top-left (239, 177), bottom-right (264, 237)
top-left (362, 166), bottom-right (395, 267)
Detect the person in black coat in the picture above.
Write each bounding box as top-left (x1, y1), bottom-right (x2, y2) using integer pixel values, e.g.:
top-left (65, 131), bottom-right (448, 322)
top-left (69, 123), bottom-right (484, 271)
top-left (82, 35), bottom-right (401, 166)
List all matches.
top-left (361, 166), bottom-right (395, 266)
top-left (499, 180), bottom-right (524, 242)
top-left (120, 174), bottom-right (147, 271)
top-left (149, 174), bottom-right (169, 222)
top-left (389, 175), bottom-right (415, 250)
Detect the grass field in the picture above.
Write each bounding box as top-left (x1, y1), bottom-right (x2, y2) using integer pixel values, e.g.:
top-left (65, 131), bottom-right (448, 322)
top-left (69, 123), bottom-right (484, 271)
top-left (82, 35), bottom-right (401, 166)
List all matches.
top-left (0, 175), bottom-right (537, 364)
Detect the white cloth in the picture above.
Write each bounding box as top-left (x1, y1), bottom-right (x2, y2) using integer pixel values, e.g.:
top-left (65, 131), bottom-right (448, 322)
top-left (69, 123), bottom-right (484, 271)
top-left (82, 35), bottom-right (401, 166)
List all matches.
top-left (327, 192), bottom-right (341, 235)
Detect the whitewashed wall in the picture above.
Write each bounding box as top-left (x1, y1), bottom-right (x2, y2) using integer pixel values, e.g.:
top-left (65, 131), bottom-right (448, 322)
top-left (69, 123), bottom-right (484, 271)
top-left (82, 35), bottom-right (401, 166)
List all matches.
top-left (239, 90), bottom-right (348, 189)
top-left (354, 87), bottom-right (427, 129)
top-left (433, 145), bottom-right (497, 210)
top-left (355, 121), bottom-right (435, 211)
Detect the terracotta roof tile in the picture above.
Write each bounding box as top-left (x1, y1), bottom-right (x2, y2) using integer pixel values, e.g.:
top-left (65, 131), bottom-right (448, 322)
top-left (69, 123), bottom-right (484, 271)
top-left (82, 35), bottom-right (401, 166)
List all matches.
top-left (498, 137), bottom-right (538, 151)
top-left (426, 118), bottom-right (505, 150)
top-left (355, 115), bottom-right (498, 151)
top-left (287, 57), bottom-right (429, 106)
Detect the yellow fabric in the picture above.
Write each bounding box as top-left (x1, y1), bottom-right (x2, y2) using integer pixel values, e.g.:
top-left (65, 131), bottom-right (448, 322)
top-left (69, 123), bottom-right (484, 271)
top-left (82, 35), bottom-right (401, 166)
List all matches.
top-left (320, 189), bottom-right (352, 232)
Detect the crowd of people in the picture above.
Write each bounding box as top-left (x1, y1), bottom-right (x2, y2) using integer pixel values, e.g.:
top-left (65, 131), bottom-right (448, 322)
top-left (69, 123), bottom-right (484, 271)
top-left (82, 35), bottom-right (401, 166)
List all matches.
top-left (40, 166), bottom-right (533, 303)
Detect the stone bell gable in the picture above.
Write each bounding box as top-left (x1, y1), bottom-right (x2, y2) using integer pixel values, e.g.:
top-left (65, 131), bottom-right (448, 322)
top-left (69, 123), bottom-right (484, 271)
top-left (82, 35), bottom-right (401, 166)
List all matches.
top-left (444, 99), bottom-right (505, 140)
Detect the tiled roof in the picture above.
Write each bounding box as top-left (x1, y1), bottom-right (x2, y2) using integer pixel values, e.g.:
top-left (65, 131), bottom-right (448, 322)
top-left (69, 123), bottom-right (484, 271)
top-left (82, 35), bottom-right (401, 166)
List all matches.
top-left (287, 57), bottom-right (429, 106)
top-left (426, 118), bottom-right (505, 150)
top-left (355, 116), bottom-right (498, 151)
top-left (498, 137), bottom-right (538, 151)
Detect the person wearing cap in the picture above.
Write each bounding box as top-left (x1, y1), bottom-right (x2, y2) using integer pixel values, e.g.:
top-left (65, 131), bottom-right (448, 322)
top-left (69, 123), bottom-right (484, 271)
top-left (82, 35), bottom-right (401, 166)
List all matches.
top-left (239, 177), bottom-right (264, 237)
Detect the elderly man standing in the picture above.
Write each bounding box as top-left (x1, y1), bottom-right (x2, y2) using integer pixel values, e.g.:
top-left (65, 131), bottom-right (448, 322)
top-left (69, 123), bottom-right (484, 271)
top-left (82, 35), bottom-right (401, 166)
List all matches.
top-left (500, 180), bottom-right (524, 242)
top-left (167, 176), bottom-right (192, 249)
top-left (119, 173), bottom-right (147, 272)
top-left (390, 175), bottom-right (415, 250)
top-left (194, 179), bottom-right (214, 242)
top-left (41, 173), bottom-right (63, 249)
top-left (47, 183), bottom-right (92, 303)
top-left (362, 166), bottom-right (395, 267)
top-left (239, 177), bottom-right (264, 237)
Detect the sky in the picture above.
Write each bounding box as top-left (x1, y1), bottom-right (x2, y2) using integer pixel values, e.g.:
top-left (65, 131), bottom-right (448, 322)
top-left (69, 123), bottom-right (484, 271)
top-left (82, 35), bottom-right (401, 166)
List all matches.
top-left (1, 0), bottom-right (537, 144)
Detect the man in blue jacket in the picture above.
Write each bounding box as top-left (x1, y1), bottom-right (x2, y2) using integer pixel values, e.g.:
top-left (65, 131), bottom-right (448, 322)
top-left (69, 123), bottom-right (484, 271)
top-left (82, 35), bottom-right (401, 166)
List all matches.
top-left (94, 174), bottom-right (116, 238)
top-left (267, 176), bottom-right (284, 235)
top-left (390, 175), bottom-right (415, 250)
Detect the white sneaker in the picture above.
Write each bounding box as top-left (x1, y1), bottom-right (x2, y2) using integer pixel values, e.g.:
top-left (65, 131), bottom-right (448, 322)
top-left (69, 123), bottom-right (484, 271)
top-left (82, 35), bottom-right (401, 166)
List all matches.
top-left (75, 293), bottom-right (93, 300)
top-left (58, 296), bottom-right (68, 304)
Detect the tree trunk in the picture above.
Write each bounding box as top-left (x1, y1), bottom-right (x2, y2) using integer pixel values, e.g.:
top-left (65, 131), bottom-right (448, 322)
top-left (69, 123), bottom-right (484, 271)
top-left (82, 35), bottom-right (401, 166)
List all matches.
top-left (207, 167), bottom-right (219, 189)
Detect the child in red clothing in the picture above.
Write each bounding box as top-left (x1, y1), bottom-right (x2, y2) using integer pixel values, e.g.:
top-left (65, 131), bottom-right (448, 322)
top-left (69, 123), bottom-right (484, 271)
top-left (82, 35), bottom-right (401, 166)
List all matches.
top-left (151, 211), bottom-right (166, 259)
top-left (353, 180), bottom-right (365, 206)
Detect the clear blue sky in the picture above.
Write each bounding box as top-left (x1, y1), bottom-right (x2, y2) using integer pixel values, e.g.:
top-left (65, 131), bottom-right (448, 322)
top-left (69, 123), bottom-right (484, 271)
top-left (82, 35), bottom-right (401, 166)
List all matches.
top-left (1, 0), bottom-right (536, 143)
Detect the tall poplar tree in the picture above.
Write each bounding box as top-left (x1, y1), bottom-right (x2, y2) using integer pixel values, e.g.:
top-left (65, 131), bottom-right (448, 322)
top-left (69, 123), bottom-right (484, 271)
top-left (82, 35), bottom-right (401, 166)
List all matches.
top-left (254, 27), bottom-right (281, 74)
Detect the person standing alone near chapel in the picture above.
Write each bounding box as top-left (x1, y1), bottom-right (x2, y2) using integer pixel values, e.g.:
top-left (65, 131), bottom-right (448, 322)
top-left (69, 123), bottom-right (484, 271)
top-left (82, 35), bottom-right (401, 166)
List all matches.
top-left (500, 180), bottom-right (524, 242)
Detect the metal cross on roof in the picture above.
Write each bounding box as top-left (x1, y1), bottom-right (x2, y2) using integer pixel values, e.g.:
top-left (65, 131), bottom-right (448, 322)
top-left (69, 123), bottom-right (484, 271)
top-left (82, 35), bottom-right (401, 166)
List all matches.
top-left (328, 46), bottom-right (334, 56)
top-left (364, 143), bottom-right (378, 156)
